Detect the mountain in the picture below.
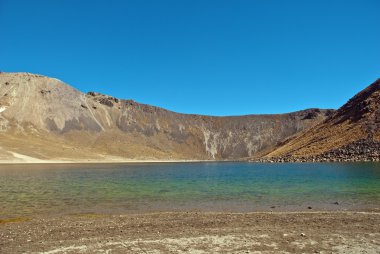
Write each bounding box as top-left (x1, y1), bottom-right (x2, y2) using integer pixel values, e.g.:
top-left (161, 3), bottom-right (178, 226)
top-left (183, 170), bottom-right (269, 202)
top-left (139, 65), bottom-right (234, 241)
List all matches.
top-left (261, 78), bottom-right (380, 162)
top-left (0, 72), bottom-right (331, 162)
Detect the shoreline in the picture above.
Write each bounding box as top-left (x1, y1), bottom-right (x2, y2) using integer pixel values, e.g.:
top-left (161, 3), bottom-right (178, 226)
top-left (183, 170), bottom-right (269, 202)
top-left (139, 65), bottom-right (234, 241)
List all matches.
top-left (0, 159), bottom-right (224, 165)
top-left (1, 159), bottom-right (380, 164)
top-left (3, 204), bottom-right (380, 221)
top-left (1, 211), bottom-right (379, 253)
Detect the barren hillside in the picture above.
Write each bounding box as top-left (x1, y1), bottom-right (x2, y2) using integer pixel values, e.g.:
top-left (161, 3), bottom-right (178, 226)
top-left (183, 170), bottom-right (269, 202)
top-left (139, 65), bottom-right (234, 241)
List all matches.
top-left (0, 72), bottom-right (330, 162)
top-left (263, 78), bottom-right (380, 162)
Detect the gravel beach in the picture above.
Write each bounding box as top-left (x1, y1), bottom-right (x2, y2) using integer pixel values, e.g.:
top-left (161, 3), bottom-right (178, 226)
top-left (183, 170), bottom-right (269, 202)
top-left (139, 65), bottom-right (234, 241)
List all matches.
top-left (1, 211), bottom-right (379, 253)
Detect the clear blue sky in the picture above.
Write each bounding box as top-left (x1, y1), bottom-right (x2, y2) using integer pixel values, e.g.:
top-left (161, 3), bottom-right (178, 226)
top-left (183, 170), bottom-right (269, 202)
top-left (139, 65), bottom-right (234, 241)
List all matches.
top-left (1, 0), bottom-right (379, 116)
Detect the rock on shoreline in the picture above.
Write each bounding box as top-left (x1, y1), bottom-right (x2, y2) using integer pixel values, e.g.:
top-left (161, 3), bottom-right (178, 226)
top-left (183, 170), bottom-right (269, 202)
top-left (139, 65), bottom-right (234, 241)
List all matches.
top-left (253, 138), bottom-right (380, 163)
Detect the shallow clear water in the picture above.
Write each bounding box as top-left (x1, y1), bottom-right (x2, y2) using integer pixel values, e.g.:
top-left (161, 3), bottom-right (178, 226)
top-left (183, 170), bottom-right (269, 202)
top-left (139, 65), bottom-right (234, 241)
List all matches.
top-left (0, 162), bottom-right (379, 218)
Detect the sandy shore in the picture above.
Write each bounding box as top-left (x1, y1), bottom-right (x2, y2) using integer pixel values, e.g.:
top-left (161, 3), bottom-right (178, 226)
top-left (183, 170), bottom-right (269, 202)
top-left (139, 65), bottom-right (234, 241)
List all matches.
top-left (0, 147), bottom-right (217, 164)
top-left (1, 211), bottom-right (379, 253)
top-left (0, 157), bottom-right (214, 164)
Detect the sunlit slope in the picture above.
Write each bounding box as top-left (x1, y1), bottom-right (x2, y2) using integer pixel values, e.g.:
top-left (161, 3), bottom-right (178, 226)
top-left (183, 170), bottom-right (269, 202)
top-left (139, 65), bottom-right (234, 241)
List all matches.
top-left (0, 72), bottom-right (331, 161)
top-left (266, 79), bottom-right (380, 159)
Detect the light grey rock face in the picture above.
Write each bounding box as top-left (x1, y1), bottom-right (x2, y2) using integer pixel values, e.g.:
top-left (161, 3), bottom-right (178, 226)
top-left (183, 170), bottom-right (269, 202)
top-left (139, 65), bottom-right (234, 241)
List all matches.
top-left (0, 72), bottom-right (332, 160)
top-left (0, 73), bottom-right (103, 133)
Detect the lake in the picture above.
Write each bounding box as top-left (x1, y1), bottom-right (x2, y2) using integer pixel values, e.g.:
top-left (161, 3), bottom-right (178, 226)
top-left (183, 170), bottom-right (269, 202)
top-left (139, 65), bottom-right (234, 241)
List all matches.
top-left (0, 162), bottom-right (379, 218)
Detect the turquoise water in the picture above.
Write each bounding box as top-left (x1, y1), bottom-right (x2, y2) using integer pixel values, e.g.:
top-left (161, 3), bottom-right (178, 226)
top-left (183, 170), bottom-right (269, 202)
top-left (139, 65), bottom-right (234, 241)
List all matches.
top-left (0, 162), bottom-right (379, 218)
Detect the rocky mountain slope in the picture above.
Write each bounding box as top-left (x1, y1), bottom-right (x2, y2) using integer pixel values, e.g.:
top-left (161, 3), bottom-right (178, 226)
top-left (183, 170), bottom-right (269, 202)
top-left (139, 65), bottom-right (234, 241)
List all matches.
top-left (0, 72), bottom-right (331, 162)
top-left (260, 78), bottom-right (380, 162)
